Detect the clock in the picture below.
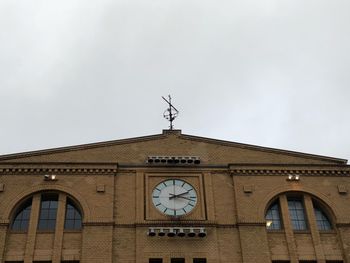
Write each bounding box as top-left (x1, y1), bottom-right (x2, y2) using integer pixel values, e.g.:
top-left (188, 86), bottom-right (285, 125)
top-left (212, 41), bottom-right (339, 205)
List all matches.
top-left (152, 179), bottom-right (197, 217)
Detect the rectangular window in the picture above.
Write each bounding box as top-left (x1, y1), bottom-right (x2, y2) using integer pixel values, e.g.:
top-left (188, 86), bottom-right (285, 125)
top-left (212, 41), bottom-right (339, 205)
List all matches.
top-left (193, 259), bottom-right (206, 263)
top-left (171, 259), bottom-right (185, 263)
top-left (288, 198), bottom-right (308, 230)
top-left (271, 261), bottom-right (290, 263)
top-left (149, 259), bottom-right (162, 263)
top-left (38, 194), bottom-right (58, 231)
top-left (61, 261), bottom-right (80, 263)
top-left (299, 261), bottom-right (317, 263)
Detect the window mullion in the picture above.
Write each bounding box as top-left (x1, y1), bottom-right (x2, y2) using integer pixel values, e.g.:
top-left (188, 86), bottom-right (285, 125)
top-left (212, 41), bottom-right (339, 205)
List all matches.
top-left (304, 195), bottom-right (326, 263)
top-left (279, 195), bottom-right (298, 263)
top-left (24, 194), bottom-right (41, 263)
top-left (52, 193), bottom-right (67, 263)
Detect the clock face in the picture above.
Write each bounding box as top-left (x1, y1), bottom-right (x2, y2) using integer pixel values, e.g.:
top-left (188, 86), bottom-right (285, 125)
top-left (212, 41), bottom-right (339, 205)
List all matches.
top-left (152, 179), bottom-right (197, 217)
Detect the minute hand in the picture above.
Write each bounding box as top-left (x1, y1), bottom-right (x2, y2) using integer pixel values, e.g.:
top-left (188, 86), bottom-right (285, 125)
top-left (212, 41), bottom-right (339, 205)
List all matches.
top-left (169, 191), bottom-right (190, 199)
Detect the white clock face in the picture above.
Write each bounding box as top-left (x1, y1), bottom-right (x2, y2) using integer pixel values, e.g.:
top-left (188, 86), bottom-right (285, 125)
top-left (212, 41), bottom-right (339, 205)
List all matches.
top-left (152, 179), bottom-right (197, 217)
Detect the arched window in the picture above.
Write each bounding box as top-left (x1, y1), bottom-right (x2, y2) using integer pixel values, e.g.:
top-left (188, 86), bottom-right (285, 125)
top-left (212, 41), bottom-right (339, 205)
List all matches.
top-left (265, 201), bottom-right (282, 230)
top-left (64, 198), bottom-right (82, 230)
top-left (265, 194), bottom-right (334, 234)
top-left (11, 198), bottom-right (32, 231)
top-left (38, 193), bottom-right (59, 231)
top-left (10, 192), bottom-right (83, 233)
top-left (313, 202), bottom-right (332, 231)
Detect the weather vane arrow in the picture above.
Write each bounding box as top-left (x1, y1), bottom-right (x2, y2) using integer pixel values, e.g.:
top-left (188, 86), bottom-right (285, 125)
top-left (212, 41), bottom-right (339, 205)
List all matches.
top-left (162, 95), bottom-right (179, 130)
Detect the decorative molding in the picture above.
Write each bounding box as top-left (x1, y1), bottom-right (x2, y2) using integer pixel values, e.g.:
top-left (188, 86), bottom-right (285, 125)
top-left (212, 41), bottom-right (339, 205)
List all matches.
top-left (338, 185), bottom-right (348, 194)
top-left (0, 219), bottom-right (9, 226)
top-left (96, 184), bottom-right (106, 193)
top-left (243, 185), bottom-right (254, 193)
top-left (0, 163), bottom-right (118, 175)
top-left (83, 220), bottom-right (114, 226)
top-left (336, 223), bottom-right (350, 227)
top-left (237, 221), bottom-right (266, 227)
top-left (115, 221), bottom-right (237, 228)
top-left (230, 168), bottom-right (350, 176)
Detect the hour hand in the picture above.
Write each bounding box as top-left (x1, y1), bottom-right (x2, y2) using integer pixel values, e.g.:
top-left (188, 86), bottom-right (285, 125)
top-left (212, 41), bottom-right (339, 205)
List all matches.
top-left (169, 193), bottom-right (177, 200)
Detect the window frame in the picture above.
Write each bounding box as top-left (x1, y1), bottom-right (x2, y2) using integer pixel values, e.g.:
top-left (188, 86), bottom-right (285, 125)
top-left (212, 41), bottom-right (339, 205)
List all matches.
top-left (64, 197), bottom-right (83, 231)
top-left (287, 197), bottom-right (309, 231)
top-left (10, 197), bottom-right (32, 232)
top-left (37, 193), bottom-right (59, 232)
top-left (265, 200), bottom-right (283, 231)
top-left (312, 201), bottom-right (333, 231)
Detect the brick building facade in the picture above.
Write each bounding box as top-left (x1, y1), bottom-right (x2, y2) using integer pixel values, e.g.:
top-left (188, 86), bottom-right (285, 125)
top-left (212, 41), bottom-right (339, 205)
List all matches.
top-left (0, 129), bottom-right (349, 263)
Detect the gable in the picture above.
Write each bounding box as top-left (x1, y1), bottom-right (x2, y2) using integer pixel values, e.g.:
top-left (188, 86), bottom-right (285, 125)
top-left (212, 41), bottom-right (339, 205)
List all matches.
top-left (0, 130), bottom-right (346, 165)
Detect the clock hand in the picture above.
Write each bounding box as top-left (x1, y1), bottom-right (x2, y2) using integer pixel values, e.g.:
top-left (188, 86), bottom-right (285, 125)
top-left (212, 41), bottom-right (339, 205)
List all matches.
top-left (177, 196), bottom-right (192, 201)
top-left (177, 190), bottom-right (190, 196)
top-left (169, 191), bottom-right (189, 197)
top-left (169, 191), bottom-right (190, 200)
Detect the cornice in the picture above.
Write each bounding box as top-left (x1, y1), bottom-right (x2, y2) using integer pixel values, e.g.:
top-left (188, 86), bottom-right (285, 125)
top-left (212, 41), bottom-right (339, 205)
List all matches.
top-left (230, 167), bottom-right (350, 176)
top-left (180, 134), bottom-right (347, 164)
top-left (0, 134), bottom-right (167, 161)
top-left (0, 162), bottom-right (118, 175)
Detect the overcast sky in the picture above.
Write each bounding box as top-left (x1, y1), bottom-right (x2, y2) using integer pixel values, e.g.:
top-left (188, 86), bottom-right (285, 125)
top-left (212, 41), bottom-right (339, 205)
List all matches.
top-left (1, 0), bottom-right (350, 162)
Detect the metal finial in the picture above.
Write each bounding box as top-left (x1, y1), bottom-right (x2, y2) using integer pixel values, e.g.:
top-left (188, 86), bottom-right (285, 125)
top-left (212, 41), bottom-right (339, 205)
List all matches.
top-left (162, 95), bottom-right (179, 130)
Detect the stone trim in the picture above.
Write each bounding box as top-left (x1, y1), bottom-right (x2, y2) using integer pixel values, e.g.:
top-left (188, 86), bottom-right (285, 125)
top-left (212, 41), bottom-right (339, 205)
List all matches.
top-left (116, 222), bottom-right (236, 227)
top-left (237, 222), bottom-right (266, 227)
top-left (83, 221), bottom-right (115, 226)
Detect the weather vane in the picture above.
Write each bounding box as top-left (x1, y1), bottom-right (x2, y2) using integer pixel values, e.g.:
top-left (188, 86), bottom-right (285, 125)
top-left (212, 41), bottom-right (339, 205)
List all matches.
top-left (162, 95), bottom-right (179, 130)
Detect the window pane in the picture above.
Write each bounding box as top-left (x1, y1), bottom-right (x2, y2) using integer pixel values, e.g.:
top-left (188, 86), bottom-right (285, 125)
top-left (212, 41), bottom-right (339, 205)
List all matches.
top-left (38, 194), bottom-right (58, 231)
top-left (149, 259), bottom-right (162, 263)
top-left (266, 202), bottom-right (282, 230)
top-left (288, 199), bottom-right (307, 231)
top-left (66, 208), bottom-right (75, 219)
top-left (47, 220), bottom-right (56, 230)
top-left (193, 259), bottom-right (207, 263)
top-left (314, 204), bottom-right (332, 231)
top-left (11, 198), bottom-right (32, 231)
top-left (64, 198), bottom-right (82, 230)
top-left (40, 209), bottom-right (49, 220)
top-left (171, 259), bottom-right (185, 263)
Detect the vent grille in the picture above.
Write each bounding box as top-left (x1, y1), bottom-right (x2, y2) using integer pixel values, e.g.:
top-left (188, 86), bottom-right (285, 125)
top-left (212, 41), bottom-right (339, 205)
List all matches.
top-left (147, 156), bottom-right (200, 165)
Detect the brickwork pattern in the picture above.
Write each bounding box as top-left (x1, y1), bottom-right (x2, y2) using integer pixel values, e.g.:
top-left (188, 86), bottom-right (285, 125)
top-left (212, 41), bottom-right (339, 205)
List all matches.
top-left (0, 131), bottom-right (349, 262)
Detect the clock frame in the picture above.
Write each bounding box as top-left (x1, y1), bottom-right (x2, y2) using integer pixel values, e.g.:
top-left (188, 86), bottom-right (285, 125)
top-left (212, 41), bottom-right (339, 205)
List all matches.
top-left (152, 179), bottom-right (197, 217)
top-left (145, 173), bottom-right (206, 220)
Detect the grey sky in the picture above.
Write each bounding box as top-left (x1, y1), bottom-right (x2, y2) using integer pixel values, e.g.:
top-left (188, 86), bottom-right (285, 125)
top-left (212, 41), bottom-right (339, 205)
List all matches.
top-left (1, 1), bottom-right (350, 161)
